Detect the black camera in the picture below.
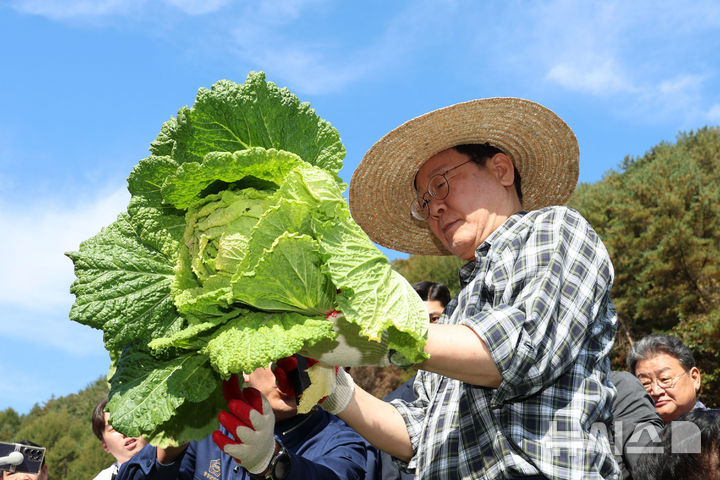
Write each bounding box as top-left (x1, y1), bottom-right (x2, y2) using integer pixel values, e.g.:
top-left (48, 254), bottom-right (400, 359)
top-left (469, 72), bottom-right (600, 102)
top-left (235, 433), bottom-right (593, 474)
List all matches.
top-left (0, 441), bottom-right (46, 475)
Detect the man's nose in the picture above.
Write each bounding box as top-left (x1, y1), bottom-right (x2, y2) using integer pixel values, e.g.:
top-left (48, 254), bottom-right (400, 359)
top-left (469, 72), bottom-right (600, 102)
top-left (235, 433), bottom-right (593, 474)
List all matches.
top-left (647, 382), bottom-right (665, 396)
top-left (427, 197), bottom-right (446, 219)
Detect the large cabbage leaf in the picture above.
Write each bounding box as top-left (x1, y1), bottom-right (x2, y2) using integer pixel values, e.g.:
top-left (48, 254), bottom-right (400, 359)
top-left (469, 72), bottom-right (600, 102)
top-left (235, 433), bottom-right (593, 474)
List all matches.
top-left (67, 72), bottom-right (428, 446)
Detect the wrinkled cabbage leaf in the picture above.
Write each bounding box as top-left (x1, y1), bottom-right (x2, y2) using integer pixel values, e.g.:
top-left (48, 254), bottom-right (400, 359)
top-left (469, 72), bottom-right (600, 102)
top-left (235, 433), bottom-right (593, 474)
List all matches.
top-left (67, 72), bottom-right (428, 447)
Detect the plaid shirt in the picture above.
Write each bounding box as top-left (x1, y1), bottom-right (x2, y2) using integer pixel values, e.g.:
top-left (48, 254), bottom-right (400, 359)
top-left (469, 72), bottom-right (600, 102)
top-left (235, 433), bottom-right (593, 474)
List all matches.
top-left (392, 207), bottom-right (620, 479)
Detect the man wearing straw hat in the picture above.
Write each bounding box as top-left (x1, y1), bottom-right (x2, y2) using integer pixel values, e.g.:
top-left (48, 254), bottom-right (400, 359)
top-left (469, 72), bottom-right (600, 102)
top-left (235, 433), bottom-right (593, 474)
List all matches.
top-left (316, 98), bottom-right (621, 479)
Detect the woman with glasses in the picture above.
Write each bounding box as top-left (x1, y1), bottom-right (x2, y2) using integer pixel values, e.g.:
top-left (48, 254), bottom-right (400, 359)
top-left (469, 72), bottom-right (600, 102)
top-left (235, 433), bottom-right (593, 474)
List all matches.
top-left (628, 334), bottom-right (705, 423)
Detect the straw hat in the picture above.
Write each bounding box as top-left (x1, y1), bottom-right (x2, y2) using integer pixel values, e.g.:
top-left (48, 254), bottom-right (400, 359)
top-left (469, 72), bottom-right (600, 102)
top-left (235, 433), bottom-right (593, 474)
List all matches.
top-left (349, 97), bottom-right (579, 256)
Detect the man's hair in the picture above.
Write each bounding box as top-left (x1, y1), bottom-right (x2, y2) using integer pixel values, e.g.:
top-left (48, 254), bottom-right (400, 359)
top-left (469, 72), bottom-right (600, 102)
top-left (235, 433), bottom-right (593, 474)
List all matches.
top-left (412, 281), bottom-right (451, 308)
top-left (635, 409), bottom-right (720, 479)
top-left (92, 398), bottom-right (109, 442)
top-left (627, 334), bottom-right (697, 373)
top-left (453, 143), bottom-right (523, 204)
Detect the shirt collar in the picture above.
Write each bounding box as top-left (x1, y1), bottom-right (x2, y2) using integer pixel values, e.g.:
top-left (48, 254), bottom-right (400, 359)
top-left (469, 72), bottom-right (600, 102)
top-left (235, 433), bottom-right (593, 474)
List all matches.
top-left (458, 211), bottom-right (527, 284)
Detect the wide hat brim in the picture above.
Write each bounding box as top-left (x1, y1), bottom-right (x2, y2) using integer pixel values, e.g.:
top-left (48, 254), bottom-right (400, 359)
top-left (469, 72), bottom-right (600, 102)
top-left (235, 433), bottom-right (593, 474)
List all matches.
top-left (349, 97), bottom-right (579, 256)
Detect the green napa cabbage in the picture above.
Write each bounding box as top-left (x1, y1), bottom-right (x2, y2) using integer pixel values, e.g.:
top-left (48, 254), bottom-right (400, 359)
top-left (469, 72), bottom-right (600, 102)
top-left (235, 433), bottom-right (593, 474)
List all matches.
top-left (66, 72), bottom-right (428, 447)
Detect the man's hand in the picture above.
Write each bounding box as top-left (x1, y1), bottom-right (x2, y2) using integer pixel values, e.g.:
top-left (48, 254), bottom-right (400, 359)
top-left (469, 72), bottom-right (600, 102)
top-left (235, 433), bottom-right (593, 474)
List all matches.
top-left (311, 361), bottom-right (355, 415)
top-left (212, 376), bottom-right (276, 475)
top-left (300, 311), bottom-right (392, 366)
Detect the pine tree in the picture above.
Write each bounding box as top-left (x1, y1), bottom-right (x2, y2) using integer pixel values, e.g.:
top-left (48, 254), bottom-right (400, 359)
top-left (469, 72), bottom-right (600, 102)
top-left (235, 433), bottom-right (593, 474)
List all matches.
top-left (570, 126), bottom-right (720, 406)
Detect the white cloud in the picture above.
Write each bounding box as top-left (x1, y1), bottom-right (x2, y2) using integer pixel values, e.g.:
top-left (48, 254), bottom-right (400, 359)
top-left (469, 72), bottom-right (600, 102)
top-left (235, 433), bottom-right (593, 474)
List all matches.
top-left (0, 187), bottom-right (128, 357)
top-left (0, 362), bottom-right (50, 412)
top-left (9, 0), bottom-right (230, 19)
top-left (658, 74), bottom-right (706, 95)
top-left (10, 0), bottom-right (719, 125)
top-left (0, 187), bottom-right (129, 311)
top-left (490, 0), bottom-right (720, 126)
top-left (629, 73), bottom-right (710, 126)
top-left (251, 0), bottom-right (327, 22)
top-left (163, 0), bottom-right (230, 15)
top-left (1, 307), bottom-right (106, 356)
top-left (226, 0), bottom-right (453, 95)
top-left (0, 319), bottom-right (109, 412)
top-left (507, 0), bottom-right (631, 93)
top-left (707, 104), bottom-right (720, 123)
top-left (10, 0), bottom-right (135, 19)
top-left (546, 59), bottom-right (633, 95)
top-left (219, 0), bottom-right (371, 94)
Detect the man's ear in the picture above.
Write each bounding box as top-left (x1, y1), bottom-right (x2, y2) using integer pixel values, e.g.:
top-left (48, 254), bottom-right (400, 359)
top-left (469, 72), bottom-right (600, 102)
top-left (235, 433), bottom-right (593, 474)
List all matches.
top-left (690, 366), bottom-right (702, 390)
top-left (489, 153), bottom-right (516, 187)
top-left (101, 440), bottom-right (111, 454)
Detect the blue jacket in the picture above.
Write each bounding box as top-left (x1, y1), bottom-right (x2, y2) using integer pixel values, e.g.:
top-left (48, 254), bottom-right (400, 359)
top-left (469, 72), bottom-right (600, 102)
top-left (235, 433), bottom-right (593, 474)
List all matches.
top-left (118, 408), bottom-right (380, 480)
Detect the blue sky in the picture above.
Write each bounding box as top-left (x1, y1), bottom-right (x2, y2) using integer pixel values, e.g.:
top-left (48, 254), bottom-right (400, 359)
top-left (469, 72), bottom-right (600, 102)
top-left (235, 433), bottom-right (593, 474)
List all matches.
top-left (1, 0), bottom-right (719, 415)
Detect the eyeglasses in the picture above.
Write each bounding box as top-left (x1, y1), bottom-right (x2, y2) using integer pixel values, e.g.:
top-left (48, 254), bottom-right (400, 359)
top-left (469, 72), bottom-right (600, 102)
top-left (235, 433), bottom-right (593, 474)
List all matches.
top-left (638, 371), bottom-right (688, 392)
top-left (410, 159), bottom-right (474, 221)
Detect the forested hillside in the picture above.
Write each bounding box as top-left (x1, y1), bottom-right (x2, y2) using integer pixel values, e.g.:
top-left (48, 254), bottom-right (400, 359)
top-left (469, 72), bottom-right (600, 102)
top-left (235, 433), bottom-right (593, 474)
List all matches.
top-left (569, 126), bottom-right (720, 406)
top-left (391, 255), bottom-right (466, 296)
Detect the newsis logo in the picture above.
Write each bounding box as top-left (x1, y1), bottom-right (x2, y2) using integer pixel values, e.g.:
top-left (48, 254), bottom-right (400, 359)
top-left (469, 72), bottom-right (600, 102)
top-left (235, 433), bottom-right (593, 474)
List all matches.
top-left (545, 420), bottom-right (702, 456)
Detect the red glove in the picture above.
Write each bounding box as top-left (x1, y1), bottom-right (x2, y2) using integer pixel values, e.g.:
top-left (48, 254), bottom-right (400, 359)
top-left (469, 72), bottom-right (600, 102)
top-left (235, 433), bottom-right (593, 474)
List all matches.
top-left (273, 356), bottom-right (299, 399)
top-left (212, 375), bottom-right (276, 474)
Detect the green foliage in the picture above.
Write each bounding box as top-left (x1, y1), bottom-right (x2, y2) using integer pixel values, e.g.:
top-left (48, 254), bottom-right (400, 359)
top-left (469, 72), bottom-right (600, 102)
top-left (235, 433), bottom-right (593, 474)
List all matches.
top-left (569, 126), bottom-right (720, 406)
top-left (0, 377), bottom-right (114, 480)
top-left (0, 408), bottom-right (21, 441)
top-left (349, 366), bottom-right (416, 400)
top-left (64, 436), bottom-right (114, 480)
top-left (391, 255), bottom-right (465, 296)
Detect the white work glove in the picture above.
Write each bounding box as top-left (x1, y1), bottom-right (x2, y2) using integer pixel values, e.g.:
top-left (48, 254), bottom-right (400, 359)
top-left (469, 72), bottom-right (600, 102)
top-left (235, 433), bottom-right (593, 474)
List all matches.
top-left (301, 311), bottom-right (395, 367)
top-left (306, 359), bottom-right (356, 415)
top-left (212, 375), bottom-right (276, 475)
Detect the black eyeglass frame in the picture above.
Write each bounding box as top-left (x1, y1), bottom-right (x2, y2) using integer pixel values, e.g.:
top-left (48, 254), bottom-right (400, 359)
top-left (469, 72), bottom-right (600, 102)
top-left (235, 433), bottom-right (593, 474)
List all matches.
top-left (638, 371), bottom-right (689, 392)
top-left (410, 159), bottom-right (475, 221)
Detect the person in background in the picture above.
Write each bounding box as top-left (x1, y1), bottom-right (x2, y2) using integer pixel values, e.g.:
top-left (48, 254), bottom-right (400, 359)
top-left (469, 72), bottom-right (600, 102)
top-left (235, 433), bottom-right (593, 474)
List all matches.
top-left (2, 440), bottom-right (48, 480)
top-left (633, 408), bottom-right (720, 479)
top-left (92, 398), bottom-right (149, 480)
top-left (409, 281), bottom-right (451, 324)
top-left (383, 281), bottom-right (451, 405)
top-left (628, 334), bottom-right (705, 423)
top-left (117, 356), bottom-right (380, 480)
top-left (608, 371), bottom-right (664, 479)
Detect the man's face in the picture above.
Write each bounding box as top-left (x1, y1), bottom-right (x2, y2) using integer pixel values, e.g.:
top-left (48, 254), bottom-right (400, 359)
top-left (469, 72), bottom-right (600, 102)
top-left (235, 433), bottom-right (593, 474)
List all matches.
top-left (2, 464), bottom-right (47, 480)
top-left (414, 148), bottom-right (521, 260)
top-left (244, 365), bottom-right (298, 422)
top-left (101, 412), bottom-right (148, 464)
top-left (634, 353), bottom-right (701, 423)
